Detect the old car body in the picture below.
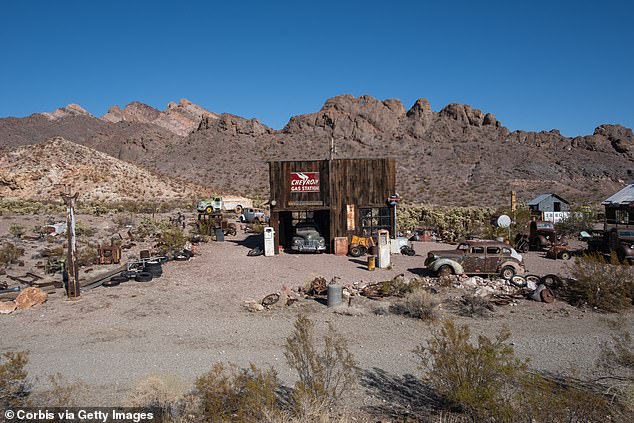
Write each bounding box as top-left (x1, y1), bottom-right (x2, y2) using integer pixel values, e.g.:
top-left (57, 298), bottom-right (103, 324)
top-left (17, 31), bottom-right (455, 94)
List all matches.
top-left (291, 223), bottom-right (326, 253)
top-left (588, 227), bottom-right (634, 263)
top-left (424, 240), bottom-right (525, 279)
top-left (240, 208), bottom-right (268, 223)
top-left (529, 220), bottom-right (557, 250)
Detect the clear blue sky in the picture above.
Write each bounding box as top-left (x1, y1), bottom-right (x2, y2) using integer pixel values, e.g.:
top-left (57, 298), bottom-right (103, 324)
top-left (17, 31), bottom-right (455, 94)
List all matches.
top-left (1, 0), bottom-right (632, 137)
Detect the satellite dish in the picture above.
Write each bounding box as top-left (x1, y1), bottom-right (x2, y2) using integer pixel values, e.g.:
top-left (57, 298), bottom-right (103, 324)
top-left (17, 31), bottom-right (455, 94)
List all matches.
top-left (494, 214), bottom-right (512, 228)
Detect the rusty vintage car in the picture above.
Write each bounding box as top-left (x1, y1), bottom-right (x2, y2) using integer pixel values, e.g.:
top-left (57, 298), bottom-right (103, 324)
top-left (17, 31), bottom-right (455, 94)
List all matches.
top-left (424, 240), bottom-right (525, 280)
top-left (587, 227), bottom-right (634, 263)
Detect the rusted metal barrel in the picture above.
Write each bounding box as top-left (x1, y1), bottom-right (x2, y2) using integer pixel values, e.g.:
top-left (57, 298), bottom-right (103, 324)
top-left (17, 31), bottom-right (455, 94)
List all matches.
top-left (367, 255), bottom-right (376, 271)
top-left (327, 284), bottom-right (343, 307)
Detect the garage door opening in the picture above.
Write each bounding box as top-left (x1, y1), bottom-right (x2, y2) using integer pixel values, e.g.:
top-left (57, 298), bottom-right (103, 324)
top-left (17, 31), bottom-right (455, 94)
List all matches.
top-left (278, 210), bottom-right (330, 253)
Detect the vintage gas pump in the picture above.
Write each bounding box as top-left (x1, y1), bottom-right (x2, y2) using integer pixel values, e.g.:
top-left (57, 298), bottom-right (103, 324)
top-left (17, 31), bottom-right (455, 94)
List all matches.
top-left (376, 229), bottom-right (391, 269)
top-left (263, 226), bottom-right (275, 257)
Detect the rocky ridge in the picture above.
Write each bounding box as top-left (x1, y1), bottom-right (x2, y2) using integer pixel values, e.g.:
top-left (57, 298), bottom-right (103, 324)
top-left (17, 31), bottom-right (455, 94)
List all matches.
top-left (1, 95), bottom-right (632, 206)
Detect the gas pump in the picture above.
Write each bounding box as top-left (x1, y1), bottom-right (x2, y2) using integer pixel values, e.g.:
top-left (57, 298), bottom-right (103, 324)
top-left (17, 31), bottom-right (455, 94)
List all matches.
top-left (377, 229), bottom-right (391, 269)
top-left (263, 227), bottom-right (275, 257)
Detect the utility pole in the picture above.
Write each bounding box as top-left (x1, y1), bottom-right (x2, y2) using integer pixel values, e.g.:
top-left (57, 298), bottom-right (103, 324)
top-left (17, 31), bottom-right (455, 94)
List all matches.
top-left (58, 185), bottom-right (80, 300)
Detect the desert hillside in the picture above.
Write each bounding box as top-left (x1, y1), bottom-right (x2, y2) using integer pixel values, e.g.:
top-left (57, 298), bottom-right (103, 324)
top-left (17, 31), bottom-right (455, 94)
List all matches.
top-left (1, 95), bottom-right (632, 206)
top-left (0, 137), bottom-right (205, 203)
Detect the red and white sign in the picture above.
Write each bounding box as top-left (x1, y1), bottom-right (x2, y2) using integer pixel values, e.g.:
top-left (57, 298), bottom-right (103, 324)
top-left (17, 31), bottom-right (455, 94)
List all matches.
top-left (290, 172), bottom-right (320, 192)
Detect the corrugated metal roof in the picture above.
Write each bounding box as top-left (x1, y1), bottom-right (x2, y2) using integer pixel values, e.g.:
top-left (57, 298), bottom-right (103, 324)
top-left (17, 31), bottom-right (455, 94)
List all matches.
top-left (527, 193), bottom-right (569, 206)
top-left (602, 184), bottom-right (634, 206)
top-left (527, 194), bottom-right (551, 206)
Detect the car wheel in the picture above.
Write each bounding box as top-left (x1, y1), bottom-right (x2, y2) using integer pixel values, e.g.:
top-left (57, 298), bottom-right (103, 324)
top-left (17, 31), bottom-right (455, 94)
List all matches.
top-left (205, 206), bottom-right (213, 214)
top-left (438, 265), bottom-right (453, 277)
top-left (541, 274), bottom-right (562, 288)
top-left (349, 245), bottom-right (363, 257)
top-left (235, 205), bottom-right (243, 214)
top-left (560, 251), bottom-right (571, 260)
top-left (500, 266), bottom-right (516, 280)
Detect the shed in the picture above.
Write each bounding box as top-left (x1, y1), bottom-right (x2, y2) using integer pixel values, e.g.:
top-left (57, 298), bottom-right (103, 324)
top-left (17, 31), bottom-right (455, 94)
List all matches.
top-left (527, 193), bottom-right (570, 223)
top-left (602, 183), bottom-right (634, 228)
top-left (268, 158), bottom-right (396, 253)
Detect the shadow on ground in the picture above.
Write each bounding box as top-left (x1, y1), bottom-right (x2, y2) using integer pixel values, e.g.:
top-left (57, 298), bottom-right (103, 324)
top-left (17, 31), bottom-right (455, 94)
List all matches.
top-left (360, 367), bottom-right (445, 420)
top-left (227, 234), bottom-right (262, 250)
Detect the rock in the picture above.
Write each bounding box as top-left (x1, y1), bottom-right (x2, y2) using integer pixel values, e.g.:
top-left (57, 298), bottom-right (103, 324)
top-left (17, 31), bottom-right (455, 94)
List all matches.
top-left (243, 300), bottom-right (265, 312)
top-left (475, 286), bottom-right (496, 297)
top-left (0, 301), bottom-right (17, 314)
top-left (15, 287), bottom-right (48, 310)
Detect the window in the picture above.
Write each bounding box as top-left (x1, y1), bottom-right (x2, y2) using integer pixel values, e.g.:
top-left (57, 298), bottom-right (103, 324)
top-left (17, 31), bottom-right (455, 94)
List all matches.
top-left (291, 211), bottom-right (315, 227)
top-left (471, 246), bottom-right (485, 254)
top-left (360, 207), bottom-right (391, 237)
top-left (486, 246), bottom-right (500, 255)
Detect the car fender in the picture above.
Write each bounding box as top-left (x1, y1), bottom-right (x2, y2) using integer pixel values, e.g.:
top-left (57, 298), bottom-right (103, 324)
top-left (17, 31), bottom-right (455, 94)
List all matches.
top-left (429, 258), bottom-right (464, 275)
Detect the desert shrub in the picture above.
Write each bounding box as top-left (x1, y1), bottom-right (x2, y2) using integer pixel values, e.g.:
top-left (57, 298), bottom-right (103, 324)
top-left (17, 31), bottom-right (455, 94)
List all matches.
top-left (0, 243), bottom-right (25, 266)
top-left (0, 351), bottom-right (31, 409)
top-left (127, 375), bottom-right (185, 419)
top-left (403, 288), bottom-right (440, 321)
top-left (33, 373), bottom-right (85, 407)
top-left (0, 200), bottom-right (64, 215)
top-left (555, 207), bottom-right (598, 236)
top-left (74, 220), bottom-right (96, 238)
top-left (284, 315), bottom-right (357, 416)
top-left (76, 244), bottom-right (99, 267)
top-left (112, 214), bottom-right (135, 229)
top-left (597, 319), bottom-right (634, 416)
top-left (457, 294), bottom-right (493, 318)
top-left (417, 320), bottom-right (616, 422)
top-left (8, 223), bottom-right (25, 238)
top-left (415, 320), bottom-right (525, 421)
top-left (194, 362), bottom-right (281, 422)
top-left (565, 252), bottom-right (633, 312)
top-left (250, 221), bottom-right (265, 234)
top-left (156, 225), bottom-right (187, 255)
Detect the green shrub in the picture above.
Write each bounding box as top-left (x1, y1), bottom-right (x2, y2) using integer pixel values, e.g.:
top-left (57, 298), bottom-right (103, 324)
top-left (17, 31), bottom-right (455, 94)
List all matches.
top-left (565, 252), bottom-right (633, 312)
top-left (415, 320), bottom-right (525, 421)
top-left (194, 362), bottom-right (280, 422)
top-left (284, 315), bottom-right (357, 416)
top-left (0, 351), bottom-right (31, 409)
top-left (8, 224), bottom-right (25, 238)
top-left (0, 243), bottom-right (25, 266)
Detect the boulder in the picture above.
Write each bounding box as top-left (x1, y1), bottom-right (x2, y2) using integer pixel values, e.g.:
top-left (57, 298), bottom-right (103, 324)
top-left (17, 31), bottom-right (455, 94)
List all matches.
top-left (15, 287), bottom-right (48, 310)
top-left (0, 301), bottom-right (17, 314)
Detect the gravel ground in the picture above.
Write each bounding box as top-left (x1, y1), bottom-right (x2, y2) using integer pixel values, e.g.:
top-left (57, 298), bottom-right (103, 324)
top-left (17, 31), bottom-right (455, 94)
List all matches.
top-left (1, 228), bottom-right (633, 417)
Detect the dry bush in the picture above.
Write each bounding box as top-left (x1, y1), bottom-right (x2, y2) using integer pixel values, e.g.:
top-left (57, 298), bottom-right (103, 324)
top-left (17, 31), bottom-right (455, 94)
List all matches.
top-left (127, 375), bottom-right (185, 419)
top-left (33, 373), bottom-right (85, 407)
top-left (0, 243), bottom-right (25, 267)
top-left (415, 320), bottom-right (523, 421)
top-left (76, 244), bottom-right (99, 267)
top-left (284, 315), bottom-right (357, 417)
top-left (565, 252), bottom-right (633, 312)
top-left (9, 223), bottom-right (25, 238)
top-left (0, 351), bottom-right (31, 409)
top-left (403, 288), bottom-right (440, 321)
top-left (456, 294), bottom-right (493, 318)
top-left (416, 320), bottom-right (617, 422)
top-left (194, 362), bottom-right (280, 422)
top-left (597, 319), bottom-right (634, 417)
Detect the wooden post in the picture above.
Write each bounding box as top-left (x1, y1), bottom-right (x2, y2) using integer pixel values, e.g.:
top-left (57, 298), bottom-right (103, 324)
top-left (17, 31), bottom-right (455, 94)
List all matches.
top-left (62, 191), bottom-right (80, 299)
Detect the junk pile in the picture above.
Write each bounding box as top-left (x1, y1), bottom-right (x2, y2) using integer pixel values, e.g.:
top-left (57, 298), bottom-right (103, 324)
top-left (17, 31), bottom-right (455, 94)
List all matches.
top-left (245, 273), bottom-right (563, 313)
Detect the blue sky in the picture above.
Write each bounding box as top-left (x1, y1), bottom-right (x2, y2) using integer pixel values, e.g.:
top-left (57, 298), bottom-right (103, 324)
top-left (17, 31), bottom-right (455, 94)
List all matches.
top-left (1, 0), bottom-right (632, 137)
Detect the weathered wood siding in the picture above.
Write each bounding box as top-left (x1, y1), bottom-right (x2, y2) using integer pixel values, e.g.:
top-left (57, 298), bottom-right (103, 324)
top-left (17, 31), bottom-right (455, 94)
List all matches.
top-left (269, 160), bottom-right (330, 210)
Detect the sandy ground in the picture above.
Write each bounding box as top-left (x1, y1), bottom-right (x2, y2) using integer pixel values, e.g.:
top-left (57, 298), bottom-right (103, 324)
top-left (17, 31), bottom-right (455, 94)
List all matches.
top-left (1, 218), bottom-right (633, 417)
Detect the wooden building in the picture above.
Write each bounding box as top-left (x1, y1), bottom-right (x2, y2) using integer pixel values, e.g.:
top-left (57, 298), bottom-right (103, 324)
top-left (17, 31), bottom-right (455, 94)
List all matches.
top-left (527, 193), bottom-right (570, 223)
top-left (602, 183), bottom-right (634, 228)
top-left (268, 158), bottom-right (396, 253)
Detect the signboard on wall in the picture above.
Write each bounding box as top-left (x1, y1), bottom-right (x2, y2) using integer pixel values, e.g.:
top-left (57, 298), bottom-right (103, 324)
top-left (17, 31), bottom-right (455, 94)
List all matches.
top-left (290, 172), bottom-right (320, 193)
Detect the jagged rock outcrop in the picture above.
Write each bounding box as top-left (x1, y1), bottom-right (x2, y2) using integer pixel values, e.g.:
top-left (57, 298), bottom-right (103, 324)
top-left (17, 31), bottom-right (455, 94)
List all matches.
top-left (197, 113), bottom-right (272, 137)
top-left (39, 104), bottom-right (93, 120)
top-left (102, 101), bottom-right (161, 123)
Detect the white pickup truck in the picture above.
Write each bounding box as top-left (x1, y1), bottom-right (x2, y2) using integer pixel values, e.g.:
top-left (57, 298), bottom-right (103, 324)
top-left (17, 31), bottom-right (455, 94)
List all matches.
top-left (240, 208), bottom-right (268, 223)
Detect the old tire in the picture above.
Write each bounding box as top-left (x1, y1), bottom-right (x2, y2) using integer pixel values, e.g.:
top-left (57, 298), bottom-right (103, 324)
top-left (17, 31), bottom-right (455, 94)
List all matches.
top-left (110, 275), bottom-right (129, 284)
top-left (349, 245), bottom-right (364, 257)
top-left (560, 251), bottom-right (571, 260)
top-left (135, 272), bottom-right (153, 282)
top-left (511, 275), bottom-right (527, 287)
top-left (500, 266), bottom-right (516, 280)
top-left (438, 265), bottom-right (453, 277)
top-left (205, 206), bottom-right (213, 214)
top-left (541, 274), bottom-right (562, 288)
top-left (234, 205), bottom-right (243, 214)
top-left (102, 279), bottom-right (121, 288)
top-left (173, 254), bottom-right (189, 261)
top-left (144, 261), bottom-right (163, 278)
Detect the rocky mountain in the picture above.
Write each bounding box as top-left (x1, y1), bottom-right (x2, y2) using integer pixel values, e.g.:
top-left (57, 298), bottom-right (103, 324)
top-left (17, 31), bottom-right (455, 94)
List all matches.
top-left (101, 98), bottom-right (216, 136)
top-left (0, 95), bottom-right (632, 207)
top-left (0, 137), bottom-right (205, 202)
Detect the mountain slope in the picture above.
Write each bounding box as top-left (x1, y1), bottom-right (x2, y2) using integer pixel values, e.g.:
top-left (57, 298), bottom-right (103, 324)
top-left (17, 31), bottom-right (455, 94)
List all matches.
top-left (0, 137), bottom-right (205, 202)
